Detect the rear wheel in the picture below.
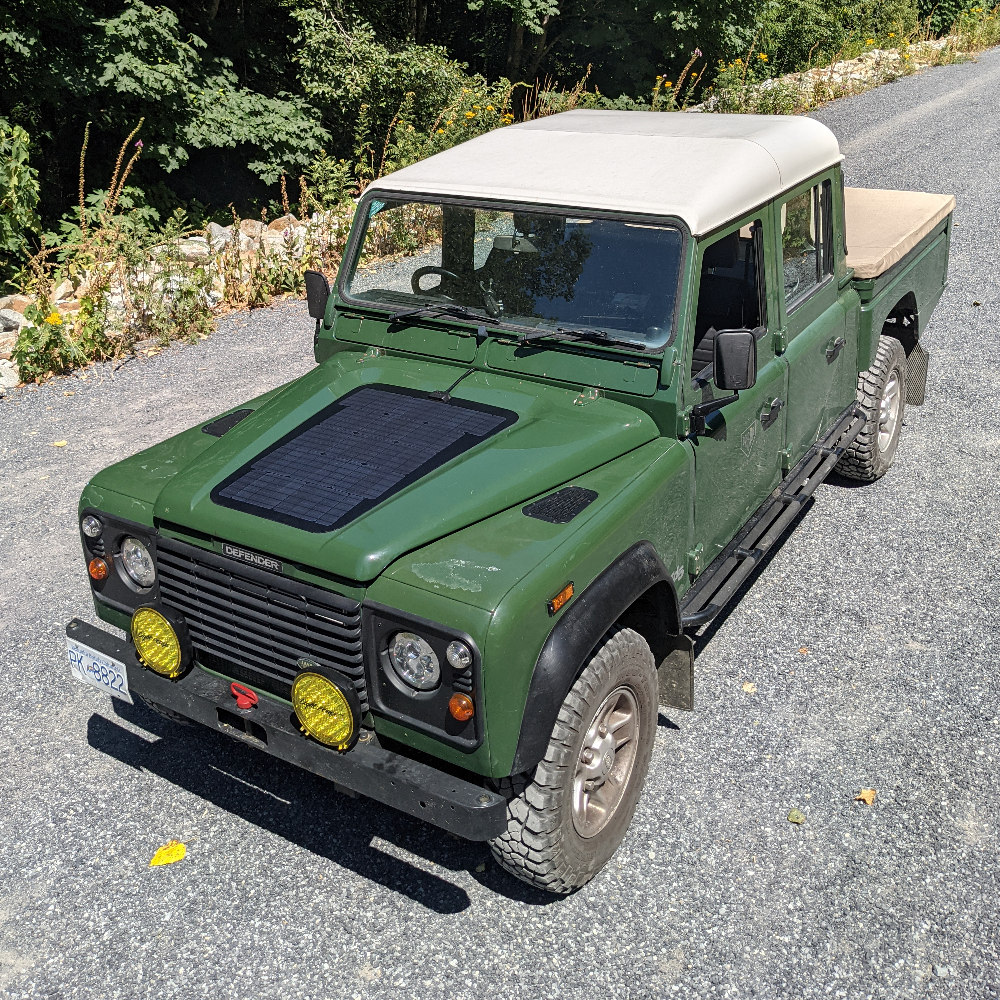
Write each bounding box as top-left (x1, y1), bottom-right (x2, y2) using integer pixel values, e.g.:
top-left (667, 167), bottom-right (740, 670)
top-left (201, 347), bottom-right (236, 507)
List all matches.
top-left (488, 626), bottom-right (658, 894)
top-left (836, 334), bottom-right (906, 482)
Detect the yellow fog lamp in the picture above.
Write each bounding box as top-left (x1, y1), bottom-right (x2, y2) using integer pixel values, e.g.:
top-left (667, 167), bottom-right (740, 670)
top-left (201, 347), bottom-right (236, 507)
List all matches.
top-left (291, 667), bottom-right (362, 751)
top-left (131, 606), bottom-right (191, 679)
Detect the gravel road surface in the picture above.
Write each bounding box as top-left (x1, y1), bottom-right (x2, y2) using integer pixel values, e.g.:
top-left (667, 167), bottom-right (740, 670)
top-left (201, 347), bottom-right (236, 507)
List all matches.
top-left (2, 50), bottom-right (999, 999)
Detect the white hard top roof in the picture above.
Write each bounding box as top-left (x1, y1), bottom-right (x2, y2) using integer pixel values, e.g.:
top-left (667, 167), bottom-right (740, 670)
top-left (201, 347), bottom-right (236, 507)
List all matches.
top-left (367, 110), bottom-right (843, 236)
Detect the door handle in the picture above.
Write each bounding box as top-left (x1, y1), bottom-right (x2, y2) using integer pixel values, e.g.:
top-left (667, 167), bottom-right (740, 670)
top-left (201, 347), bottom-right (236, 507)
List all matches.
top-left (825, 336), bottom-right (846, 362)
top-left (761, 398), bottom-right (784, 430)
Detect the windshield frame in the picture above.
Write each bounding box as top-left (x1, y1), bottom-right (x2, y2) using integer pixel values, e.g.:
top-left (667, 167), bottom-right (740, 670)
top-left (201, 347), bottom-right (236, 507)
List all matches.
top-left (337, 190), bottom-right (690, 356)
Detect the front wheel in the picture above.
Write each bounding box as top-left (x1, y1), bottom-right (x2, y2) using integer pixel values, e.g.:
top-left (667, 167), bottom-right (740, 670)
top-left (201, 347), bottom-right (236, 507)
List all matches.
top-left (489, 626), bottom-right (658, 894)
top-left (836, 334), bottom-right (907, 482)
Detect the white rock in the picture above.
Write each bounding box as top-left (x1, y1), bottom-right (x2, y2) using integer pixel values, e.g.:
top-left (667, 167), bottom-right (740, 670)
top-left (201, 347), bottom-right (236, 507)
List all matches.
top-left (0, 308), bottom-right (30, 332)
top-left (240, 219), bottom-right (265, 239)
top-left (0, 358), bottom-right (20, 388)
top-left (53, 279), bottom-right (73, 301)
top-left (175, 238), bottom-right (210, 261)
top-left (207, 222), bottom-right (233, 251)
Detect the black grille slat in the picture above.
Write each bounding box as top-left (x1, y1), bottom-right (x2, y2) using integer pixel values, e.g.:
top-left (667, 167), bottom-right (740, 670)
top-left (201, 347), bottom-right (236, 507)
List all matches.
top-left (163, 581), bottom-right (363, 654)
top-left (168, 598), bottom-right (363, 667)
top-left (156, 552), bottom-right (359, 625)
top-left (155, 536), bottom-right (367, 708)
top-left (156, 546), bottom-right (359, 615)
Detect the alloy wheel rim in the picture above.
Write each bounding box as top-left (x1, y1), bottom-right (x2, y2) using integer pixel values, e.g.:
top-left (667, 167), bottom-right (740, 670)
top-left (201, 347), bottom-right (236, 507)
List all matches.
top-left (878, 370), bottom-right (901, 452)
top-left (571, 686), bottom-right (640, 839)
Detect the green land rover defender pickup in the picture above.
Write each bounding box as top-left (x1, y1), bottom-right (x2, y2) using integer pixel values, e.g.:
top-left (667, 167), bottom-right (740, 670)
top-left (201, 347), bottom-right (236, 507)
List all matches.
top-left (67, 111), bottom-right (954, 893)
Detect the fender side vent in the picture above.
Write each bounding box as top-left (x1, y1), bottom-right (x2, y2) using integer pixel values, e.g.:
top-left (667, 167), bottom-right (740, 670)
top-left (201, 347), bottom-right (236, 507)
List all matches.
top-left (523, 486), bottom-right (598, 524)
top-left (202, 409), bottom-right (254, 437)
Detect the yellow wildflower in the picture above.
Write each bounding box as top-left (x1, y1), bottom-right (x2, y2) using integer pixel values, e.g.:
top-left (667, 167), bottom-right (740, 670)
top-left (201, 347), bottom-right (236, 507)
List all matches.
top-left (45, 311), bottom-right (62, 325)
top-left (664, 81), bottom-right (673, 87)
top-left (465, 111), bottom-right (476, 118)
top-left (866, 38), bottom-right (874, 45)
top-left (437, 128), bottom-right (445, 134)
top-left (487, 104), bottom-right (495, 111)
top-left (758, 52), bottom-right (769, 61)
top-left (888, 32), bottom-right (895, 37)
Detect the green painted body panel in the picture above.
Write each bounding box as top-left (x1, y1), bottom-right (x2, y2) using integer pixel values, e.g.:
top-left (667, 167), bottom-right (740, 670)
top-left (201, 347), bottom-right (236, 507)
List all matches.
top-left (485, 339), bottom-right (660, 396)
top-left (73, 168), bottom-right (952, 789)
top-left (144, 356), bottom-right (657, 582)
top-left (855, 217), bottom-right (951, 369)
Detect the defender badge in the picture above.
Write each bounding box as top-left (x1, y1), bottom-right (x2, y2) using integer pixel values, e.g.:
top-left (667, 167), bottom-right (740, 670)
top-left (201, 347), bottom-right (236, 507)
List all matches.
top-left (221, 542), bottom-right (282, 573)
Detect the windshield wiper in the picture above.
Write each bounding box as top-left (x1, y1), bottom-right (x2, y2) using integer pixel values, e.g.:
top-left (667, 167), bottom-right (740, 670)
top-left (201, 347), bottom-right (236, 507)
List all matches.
top-left (389, 302), bottom-right (485, 326)
top-left (518, 327), bottom-right (647, 352)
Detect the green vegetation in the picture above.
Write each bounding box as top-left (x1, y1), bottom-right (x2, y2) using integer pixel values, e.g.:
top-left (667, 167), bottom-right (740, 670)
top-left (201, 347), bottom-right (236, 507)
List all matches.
top-left (2, 0), bottom-right (998, 382)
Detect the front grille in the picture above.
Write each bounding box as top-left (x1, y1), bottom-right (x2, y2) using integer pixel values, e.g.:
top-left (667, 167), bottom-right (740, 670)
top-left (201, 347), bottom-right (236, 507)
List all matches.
top-left (155, 536), bottom-right (366, 709)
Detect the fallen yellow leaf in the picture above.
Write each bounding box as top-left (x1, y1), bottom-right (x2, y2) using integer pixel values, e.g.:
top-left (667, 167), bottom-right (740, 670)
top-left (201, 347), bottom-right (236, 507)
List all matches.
top-left (52, 440), bottom-right (67, 447)
top-left (742, 681), bottom-right (757, 694)
top-left (855, 788), bottom-right (877, 805)
top-left (149, 839), bottom-right (186, 867)
top-left (787, 808), bottom-right (806, 825)
top-left (475, 862), bottom-right (486, 873)
top-left (63, 390), bottom-right (75, 396)
top-left (798, 647), bottom-right (809, 655)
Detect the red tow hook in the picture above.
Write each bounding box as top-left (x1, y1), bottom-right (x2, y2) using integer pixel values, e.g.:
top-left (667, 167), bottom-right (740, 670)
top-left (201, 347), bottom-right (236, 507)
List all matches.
top-left (230, 682), bottom-right (258, 710)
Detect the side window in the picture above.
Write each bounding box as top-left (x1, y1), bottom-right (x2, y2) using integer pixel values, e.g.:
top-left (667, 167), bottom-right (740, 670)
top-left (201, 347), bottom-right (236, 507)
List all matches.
top-left (780, 180), bottom-right (833, 309)
top-left (691, 219), bottom-right (766, 378)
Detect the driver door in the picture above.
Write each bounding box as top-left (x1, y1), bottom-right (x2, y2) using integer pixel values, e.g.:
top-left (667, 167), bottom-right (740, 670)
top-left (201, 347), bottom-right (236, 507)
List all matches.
top-left (685, 213), bottom-right (788, 573)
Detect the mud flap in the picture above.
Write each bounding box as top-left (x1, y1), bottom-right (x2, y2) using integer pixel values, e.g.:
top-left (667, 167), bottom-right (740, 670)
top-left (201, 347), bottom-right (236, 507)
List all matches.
top-left (905, 341), bottom-right (929, 406)
top-left (657, 633), bottom-right (694, 711)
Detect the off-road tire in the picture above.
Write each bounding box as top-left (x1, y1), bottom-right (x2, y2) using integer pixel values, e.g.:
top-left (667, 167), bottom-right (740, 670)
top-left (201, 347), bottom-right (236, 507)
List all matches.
top-left (488, 626), bottom-right (658, 894)
top-left (836, 334), bottom-right (907, 482)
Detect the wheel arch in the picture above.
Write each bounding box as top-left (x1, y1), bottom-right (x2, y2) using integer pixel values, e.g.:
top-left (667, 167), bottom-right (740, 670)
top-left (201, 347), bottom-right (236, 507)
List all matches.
top-left (509, 540), bottom-right (682, 775)
top-left (883, 291), bottom-right (919, 354)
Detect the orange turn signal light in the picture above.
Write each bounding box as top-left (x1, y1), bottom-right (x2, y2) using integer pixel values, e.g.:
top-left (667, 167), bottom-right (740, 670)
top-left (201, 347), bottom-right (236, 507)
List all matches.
top-left (448, 692), bottom-right (474, 722)
top-left (547, 581), bottom-right (574, 616)
top-left (88, 557), bottom-right (109, 581)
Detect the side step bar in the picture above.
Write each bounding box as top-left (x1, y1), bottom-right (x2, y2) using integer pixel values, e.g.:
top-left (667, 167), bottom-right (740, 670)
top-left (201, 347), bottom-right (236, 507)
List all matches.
top-left (680, 404), bottom-right (866, 630)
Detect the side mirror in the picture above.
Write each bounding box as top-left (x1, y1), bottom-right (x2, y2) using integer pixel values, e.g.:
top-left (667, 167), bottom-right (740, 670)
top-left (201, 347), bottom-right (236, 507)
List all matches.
top-left (714, 328), bottom-right (757, 391)
top-left (305, 269), bottom-right (330, 321)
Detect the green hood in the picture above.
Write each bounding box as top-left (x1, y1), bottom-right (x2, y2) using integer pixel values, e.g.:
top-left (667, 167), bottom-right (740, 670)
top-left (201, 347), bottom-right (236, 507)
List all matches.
top-left (118, 355), bottom-right (657, 582)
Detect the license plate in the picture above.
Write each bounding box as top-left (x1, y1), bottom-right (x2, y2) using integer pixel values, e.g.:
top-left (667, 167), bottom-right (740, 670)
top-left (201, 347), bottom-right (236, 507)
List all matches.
top-left (67, 637), bottom-right (133, 704)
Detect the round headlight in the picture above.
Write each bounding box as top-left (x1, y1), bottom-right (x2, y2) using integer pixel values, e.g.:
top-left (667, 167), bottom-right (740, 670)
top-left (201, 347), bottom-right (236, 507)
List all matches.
top-left (292, 671), bottom-right (360, 750)
top-left (131, 607), bottom-right (184, 678)
top-left (446, 640), bottom-right (473, 671)
top-left (81, 515), bottom-right (102, 538)
top-left (121, 537), bottom-right (156, 588)
top-left (388, 632), bottom-right (440, 690)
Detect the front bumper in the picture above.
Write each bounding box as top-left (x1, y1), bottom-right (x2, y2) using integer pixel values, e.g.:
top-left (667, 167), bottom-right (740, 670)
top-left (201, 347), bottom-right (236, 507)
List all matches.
top-left (67, 618), bottom-right (506, 840)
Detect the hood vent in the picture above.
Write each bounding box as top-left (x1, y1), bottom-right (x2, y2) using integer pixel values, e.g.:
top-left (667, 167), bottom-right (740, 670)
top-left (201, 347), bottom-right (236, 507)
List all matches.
top-left (212, 384), bottom-right (517, 533)
top-left (202, 408), bottom-right (254, 437)
top-left (523, 486), bottom-right (598, 524)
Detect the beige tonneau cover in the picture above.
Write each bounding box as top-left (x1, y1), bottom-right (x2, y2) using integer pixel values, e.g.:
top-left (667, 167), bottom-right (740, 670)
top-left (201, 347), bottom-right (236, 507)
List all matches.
top-left (845, 187), bottom-right (955, 279)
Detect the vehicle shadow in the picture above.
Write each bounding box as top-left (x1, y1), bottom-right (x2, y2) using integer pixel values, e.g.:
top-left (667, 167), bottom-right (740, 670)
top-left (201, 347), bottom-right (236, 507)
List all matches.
top-left (90, 703), bottom-right (558, 908)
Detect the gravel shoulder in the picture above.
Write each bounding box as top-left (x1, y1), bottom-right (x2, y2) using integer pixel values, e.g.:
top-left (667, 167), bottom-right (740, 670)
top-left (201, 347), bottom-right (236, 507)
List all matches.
top-left (2, 51), bottom-right (1000, 1000)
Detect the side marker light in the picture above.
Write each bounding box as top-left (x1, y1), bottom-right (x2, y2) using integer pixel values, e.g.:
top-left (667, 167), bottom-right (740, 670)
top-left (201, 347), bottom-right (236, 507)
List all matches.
top-left (547, 581), bottom-right (574, 616)
top-left (88, 557), bottom-right (109, 581)
top-left (448, 692), bottom-right (474, 722)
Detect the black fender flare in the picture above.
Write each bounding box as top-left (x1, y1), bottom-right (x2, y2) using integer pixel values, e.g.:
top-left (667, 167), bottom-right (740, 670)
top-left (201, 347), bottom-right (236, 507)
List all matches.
top-left (509, 540), bottom-right (682, 775)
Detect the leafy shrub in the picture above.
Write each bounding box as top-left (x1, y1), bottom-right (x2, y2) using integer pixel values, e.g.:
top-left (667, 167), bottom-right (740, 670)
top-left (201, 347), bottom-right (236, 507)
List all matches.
top-left (0, 119), bottom-right (41, 282)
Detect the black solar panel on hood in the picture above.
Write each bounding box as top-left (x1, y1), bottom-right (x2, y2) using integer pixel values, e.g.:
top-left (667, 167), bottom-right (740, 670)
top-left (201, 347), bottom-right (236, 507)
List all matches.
top-left (212, 384), bottom-right (517, 532)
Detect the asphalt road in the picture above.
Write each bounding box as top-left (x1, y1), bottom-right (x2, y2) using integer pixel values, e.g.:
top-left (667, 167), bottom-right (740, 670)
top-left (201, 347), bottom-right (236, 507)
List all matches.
top-left (2, 49), bottom-right (999, 999)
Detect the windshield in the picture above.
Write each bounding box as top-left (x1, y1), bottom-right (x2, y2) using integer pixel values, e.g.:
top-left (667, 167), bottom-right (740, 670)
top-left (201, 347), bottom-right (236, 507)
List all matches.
top-left (343, 199), bottom-right (684, 351)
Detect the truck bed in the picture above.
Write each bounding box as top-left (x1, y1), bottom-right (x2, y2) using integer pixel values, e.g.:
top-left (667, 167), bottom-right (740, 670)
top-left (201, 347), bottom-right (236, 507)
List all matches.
top-left (845, 187), bottom-right (955, 279)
